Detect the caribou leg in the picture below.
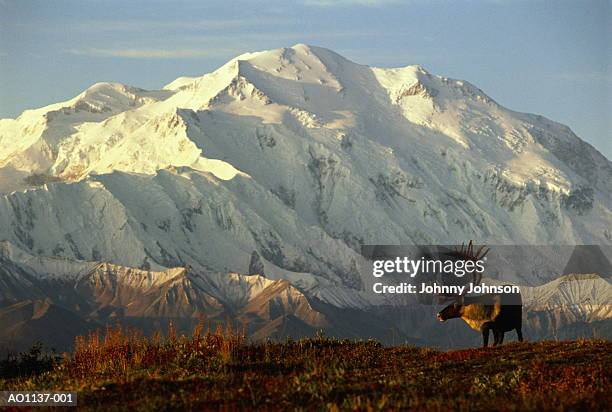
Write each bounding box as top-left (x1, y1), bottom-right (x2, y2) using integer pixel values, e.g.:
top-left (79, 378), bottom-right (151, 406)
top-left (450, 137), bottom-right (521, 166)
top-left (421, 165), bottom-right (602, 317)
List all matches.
top-left (516, 328), bottom-right (523, 342)
top-left (498, 332), bottom-right (505, 345)
top-left (492, 330), bottom-right (501, 346)
top-left (482, 323), bottom-right (492, 347)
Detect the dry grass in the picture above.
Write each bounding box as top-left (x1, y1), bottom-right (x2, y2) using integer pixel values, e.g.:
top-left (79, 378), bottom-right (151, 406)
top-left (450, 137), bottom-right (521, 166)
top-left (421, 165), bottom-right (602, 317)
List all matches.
top-left (67, 322), bottom-right (244, 382)
top-left (2, 325), bottom-right (610, 411)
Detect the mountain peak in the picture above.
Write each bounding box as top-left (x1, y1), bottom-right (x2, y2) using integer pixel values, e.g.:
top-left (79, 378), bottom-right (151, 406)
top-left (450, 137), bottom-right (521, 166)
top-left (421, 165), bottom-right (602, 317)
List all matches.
top-left (1, 45), bottom-right (610, 254)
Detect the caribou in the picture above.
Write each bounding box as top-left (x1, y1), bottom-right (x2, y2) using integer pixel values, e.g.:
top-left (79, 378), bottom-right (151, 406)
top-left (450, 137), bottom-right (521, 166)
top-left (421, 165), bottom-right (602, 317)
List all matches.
top-left (436, 242), bottom-right (523, 347)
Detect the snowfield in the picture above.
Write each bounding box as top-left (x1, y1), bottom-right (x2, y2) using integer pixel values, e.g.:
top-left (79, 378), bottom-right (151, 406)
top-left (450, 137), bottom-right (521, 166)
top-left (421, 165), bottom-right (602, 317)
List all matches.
top-left (0, 45), bottom-right (610, 334)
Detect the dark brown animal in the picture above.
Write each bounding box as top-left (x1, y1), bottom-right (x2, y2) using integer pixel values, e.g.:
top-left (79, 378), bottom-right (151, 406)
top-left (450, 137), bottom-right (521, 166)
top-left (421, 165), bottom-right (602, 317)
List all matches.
top-left (437, 293), bottom-right (523, 346)
top-left (436, 242), bottom-right (523, 347)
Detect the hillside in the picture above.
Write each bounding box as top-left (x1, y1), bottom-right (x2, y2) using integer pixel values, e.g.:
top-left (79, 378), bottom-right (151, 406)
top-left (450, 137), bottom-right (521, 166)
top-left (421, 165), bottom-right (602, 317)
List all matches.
top-left (1, 330), bottom-right (610, 411)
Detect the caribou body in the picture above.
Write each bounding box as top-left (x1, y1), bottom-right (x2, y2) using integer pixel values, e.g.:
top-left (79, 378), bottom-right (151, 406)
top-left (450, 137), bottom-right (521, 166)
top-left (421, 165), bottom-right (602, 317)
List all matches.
top-left (437, 293), bottom-right (523, 347)
top-left (435, 242), bottom-right (524, 347)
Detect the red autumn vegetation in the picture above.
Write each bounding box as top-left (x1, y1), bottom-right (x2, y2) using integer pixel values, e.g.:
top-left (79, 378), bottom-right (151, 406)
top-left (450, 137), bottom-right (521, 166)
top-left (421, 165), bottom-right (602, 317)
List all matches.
top-left (2, 323), bottom-right (610, 411)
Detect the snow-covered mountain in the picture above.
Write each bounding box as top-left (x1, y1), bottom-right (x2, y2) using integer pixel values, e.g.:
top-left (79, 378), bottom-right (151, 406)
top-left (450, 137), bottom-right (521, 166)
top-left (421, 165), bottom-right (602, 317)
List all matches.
top-left (0, 44), bottom-right (610, 348)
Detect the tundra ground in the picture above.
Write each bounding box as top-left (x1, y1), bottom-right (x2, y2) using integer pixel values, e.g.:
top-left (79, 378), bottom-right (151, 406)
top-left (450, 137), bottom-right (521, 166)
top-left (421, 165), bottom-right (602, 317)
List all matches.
top-left (2, 326), bottom-right (609, 411)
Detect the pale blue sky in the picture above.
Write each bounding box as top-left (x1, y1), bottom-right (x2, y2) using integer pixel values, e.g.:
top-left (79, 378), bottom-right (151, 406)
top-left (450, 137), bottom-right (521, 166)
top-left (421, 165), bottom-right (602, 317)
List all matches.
top-left (0, 0), bottom-right (610, 157)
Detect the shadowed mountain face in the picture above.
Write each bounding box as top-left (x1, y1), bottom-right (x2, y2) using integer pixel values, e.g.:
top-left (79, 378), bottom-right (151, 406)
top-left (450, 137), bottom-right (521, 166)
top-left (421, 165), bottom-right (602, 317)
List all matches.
top-left (0, 45), bottom-right (610, 350)
top-left (0, 244), bottom-right (413, 351)
top-left (0, 242), bottom-right (609, 351)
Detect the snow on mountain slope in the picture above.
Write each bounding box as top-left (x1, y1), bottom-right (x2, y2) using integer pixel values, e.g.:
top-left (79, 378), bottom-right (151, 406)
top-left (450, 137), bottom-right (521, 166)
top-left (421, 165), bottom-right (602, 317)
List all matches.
top-left (0, 84), bottom-right (172, 178)
top-left (1, 243), bottom-right (609, 350)
top-left (0, 240), bottom-right (321, 315)
top-left (0, 241), bottom-right (334, 350)
top-left (522, 273), bottom-right (612, 321)
top-left (0, 45), bottom-right (611, 309)
top-left (0, 239), bottom-right (99, 279)
top-left (521, 273), bottom-right (612, 340)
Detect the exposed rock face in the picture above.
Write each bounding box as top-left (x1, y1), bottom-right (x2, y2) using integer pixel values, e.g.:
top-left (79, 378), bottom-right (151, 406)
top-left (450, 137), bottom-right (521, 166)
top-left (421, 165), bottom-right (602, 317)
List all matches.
top-left (0, 242), bottom-right (610, 351)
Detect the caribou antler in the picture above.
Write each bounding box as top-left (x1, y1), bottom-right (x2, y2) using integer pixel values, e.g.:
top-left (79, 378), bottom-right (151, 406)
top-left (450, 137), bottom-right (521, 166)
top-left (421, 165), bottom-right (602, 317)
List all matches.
top-left (454, 240), bottom-right (489, 293)
top-left (435, 241), bottom-right (490, 303)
